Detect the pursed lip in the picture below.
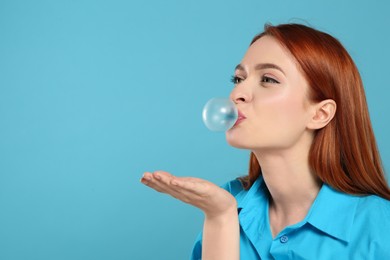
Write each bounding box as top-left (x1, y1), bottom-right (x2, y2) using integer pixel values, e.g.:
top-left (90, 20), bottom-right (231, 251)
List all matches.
top-left (233, 110), bottom-right (246, 127)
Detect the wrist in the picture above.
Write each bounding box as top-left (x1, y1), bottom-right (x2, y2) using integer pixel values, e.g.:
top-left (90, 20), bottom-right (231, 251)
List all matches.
top-left (204, 203), bottom-right (238, 222)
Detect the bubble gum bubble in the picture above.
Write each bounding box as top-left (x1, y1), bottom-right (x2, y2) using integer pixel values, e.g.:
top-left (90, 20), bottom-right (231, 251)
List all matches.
top-left (202, 98), bottom-right (238, 132)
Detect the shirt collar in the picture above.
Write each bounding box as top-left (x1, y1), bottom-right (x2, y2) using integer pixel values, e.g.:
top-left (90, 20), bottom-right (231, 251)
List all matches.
top-left (236, 177), bottom-right (359, 243)
top-left (305, 183), bottom-right (359, 243)
top-left (236, 177), bottom-right (271, 247)
top-left (237, 177), bottom-right (267, 210)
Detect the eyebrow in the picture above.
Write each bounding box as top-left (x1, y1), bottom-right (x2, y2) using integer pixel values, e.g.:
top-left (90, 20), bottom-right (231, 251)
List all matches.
top-left (235, 63), bottom-right (285, 75)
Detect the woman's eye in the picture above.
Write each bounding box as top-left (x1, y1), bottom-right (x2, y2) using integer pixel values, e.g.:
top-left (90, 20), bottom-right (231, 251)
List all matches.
top-left (261, 76), bottom-right (279, 84)
top-left (230, 75), bottom-right (243, 84)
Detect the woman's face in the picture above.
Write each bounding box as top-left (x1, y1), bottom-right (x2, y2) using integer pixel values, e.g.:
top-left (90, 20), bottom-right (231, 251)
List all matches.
top-left (226, 36), bottom-right (315, 151)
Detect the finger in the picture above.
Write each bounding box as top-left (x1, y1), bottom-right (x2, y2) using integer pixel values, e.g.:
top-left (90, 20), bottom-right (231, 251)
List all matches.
top-left (152, 171), bottom-right (186, 193)
top-left (141, 171), bottom-right (171, 185)
top-left (141, 172), bottom-right (171, 193)
top-left (143, 171), bottom-right (186, 196)
top-left (142, 172), bottom-right (211, 206)
top-left (142, 173), bottom-right (213, 209)
top-left (141, 173), bottom-right (155, 185)
top-left (148, 173), bottom-right (205, 203)
top-left (142, 178), bottom-right (167, 193)
top-left (140, 172), bottom-right (154, 185)
top-left (153, 171), bottom-right (174, 185)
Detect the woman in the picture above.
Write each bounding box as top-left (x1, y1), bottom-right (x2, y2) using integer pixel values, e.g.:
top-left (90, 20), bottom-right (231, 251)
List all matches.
top-left (140, 23), bottom-right (390, 259)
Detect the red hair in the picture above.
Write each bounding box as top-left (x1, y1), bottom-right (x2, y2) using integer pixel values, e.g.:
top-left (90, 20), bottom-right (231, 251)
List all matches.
top-left (240, 23), bottom-right (390, 200)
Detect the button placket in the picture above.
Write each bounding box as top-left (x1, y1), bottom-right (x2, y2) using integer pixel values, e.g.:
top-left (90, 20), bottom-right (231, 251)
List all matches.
top-left (280, 235), bottom-right (289, 243)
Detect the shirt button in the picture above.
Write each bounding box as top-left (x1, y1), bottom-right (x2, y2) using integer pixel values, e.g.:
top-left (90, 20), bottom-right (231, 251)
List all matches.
top-left (280, 235), bottom-right (289, 243)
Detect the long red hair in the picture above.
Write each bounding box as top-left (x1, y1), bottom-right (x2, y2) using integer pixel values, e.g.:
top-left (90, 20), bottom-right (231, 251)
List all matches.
top-left (240, 23), bottom-right (390, 200)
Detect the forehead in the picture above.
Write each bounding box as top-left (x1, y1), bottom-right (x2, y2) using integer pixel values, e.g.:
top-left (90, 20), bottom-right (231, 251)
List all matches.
top-left (240, 36), bottom-right (298, 74)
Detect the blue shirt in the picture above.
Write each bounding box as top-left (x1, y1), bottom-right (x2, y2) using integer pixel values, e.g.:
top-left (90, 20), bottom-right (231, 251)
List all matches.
top-left (191, 177), bottom-right (390, 259)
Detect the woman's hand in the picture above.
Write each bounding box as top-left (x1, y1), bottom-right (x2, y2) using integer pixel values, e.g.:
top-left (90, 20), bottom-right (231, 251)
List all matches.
top-left (141, 171), bottom-right (240, 260)
top-left (140, 171), bottom-right (237, 218)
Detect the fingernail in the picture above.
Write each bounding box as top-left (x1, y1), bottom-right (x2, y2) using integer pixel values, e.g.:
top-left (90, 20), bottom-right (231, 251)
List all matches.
top-left (154, 174), bottom-right (161, 180)
top-left (142, 174), bottom-right (151, 181)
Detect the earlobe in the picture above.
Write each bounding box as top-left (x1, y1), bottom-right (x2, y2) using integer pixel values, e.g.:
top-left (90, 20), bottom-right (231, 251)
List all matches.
top-left (308, 99), bottom-right (337, 130)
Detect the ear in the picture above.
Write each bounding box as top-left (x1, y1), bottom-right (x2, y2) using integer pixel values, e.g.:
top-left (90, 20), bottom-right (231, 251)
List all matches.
top-left (307, 99), bottom-right (337, 130)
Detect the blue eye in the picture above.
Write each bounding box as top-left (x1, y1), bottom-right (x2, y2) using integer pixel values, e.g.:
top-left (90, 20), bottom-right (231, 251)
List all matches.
top-left (261, 76), bottom-right (279, 84)
top-left (230, 75), bottom-right (243, 84)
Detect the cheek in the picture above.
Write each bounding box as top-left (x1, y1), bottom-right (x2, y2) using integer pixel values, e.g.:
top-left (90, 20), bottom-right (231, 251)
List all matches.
top-left (257, 92), bottom-right (306, 125)
top-left (226, 91), bottom-right (310, 149)
top-left (252, 92), bottom-right (309, 145)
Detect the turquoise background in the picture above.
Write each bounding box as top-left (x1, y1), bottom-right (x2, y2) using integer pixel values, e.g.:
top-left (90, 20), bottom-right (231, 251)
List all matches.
top-left (0, 0), bottom-right (389, 259)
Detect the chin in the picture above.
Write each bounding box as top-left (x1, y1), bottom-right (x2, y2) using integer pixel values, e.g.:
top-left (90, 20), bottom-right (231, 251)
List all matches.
top-left (225, 132), bottom-right (251, 149)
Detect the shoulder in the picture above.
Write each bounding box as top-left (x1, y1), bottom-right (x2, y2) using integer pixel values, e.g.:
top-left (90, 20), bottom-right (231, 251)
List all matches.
top-left (350, 195), bottom-right (390, 258)
top-left (353, 195), bottom-right (390, 232)
top-left (351, 194), bottom-right (390, 240)
top-left (355, 194), bottom-right (390, 219)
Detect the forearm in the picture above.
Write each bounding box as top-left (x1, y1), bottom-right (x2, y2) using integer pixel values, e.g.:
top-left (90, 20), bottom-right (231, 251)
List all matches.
top-left (202, 207), bottom-right (240, 260)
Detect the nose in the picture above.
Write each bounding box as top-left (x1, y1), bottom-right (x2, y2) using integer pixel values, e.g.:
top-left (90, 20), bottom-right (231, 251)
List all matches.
top-left (230, 83), bottom-right (252, 104)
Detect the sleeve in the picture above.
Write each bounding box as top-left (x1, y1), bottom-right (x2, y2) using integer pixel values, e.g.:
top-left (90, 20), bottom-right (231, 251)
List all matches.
top-left (190, 232), bottom-right (202, 260)
top-left (189, 178), bottom-right (244, 260)
top-left (224, 178), bottom-right (245, 197)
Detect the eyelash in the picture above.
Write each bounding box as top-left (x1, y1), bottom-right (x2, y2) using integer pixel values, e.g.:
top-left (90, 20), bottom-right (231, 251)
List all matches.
top-left (261, 76), bottom-right (279, 84)
top-left (230, 75), bottom-right (242, 84)
top-left (230, 75), bottom-right (280, 85)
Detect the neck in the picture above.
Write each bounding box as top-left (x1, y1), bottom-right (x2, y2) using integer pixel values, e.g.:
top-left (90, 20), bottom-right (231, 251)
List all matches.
top-left (252, 142), bottom-right (322, 237)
